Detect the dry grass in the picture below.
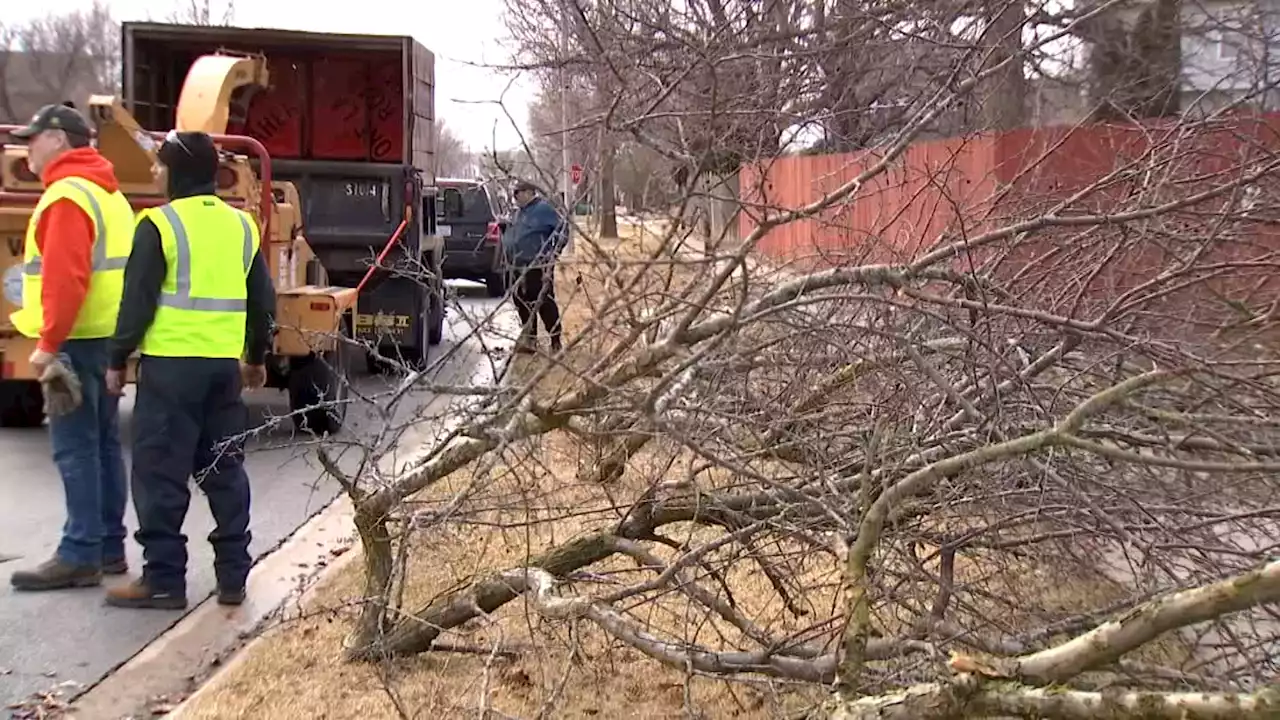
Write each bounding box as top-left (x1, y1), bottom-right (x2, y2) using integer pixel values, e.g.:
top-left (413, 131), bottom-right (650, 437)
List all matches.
top-left (181, 442), bottom-right (821, 719)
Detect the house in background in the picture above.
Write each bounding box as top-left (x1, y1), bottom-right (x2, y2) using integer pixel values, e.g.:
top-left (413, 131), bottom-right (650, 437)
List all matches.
top-left (1179, 0), bottom-right (1279, 112)
top-left (1018, 0), bottom-right (1276, 127)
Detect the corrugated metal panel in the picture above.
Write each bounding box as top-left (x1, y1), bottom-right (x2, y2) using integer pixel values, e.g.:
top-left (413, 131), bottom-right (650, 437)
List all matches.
top-left (743, 137), bottom-right (1002, 269)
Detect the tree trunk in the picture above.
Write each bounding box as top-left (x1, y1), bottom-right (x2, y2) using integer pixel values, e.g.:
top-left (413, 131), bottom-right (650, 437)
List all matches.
top-left (597, 139), bottom-right (619, 239)
top-left (979, 0), bottom-right (1029, 131)
top-left (1082, 0), bottom-right (1182, 121)
top-left (594, 76), bottom-right (618, 239)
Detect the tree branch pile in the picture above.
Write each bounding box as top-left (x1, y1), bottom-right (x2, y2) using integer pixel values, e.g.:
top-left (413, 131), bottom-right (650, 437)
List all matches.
top-left (314, 1), bottom-right (1280, 717)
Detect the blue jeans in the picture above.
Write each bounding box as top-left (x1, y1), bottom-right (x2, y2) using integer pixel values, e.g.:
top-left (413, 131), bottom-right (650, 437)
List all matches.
top-left (49, 338), bottom-right (128, 567)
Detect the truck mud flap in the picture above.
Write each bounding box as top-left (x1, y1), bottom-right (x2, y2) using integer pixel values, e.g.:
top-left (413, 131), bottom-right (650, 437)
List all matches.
top-left (354, 275), bottom-right (425, 351)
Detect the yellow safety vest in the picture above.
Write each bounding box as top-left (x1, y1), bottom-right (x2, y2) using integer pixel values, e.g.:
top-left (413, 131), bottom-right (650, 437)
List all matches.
top-left (137, 196), bottom-right (261, 360)
top-left (9, 177), bottom-right (133, 340)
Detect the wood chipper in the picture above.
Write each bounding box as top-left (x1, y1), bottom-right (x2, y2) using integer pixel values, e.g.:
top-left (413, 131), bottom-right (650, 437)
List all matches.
top-left (0, 53), bottom-right (360, 435)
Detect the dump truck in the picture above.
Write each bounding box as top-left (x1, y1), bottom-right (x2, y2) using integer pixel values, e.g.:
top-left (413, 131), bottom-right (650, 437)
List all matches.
top-left (119, 22), bottom-right (445, 374)
top-left (0, 24), bottom-right (445, 434)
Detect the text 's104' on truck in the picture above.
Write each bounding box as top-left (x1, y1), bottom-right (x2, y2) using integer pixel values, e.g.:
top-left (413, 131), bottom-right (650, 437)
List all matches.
top-left (121, 22), bottom-right (446, 373)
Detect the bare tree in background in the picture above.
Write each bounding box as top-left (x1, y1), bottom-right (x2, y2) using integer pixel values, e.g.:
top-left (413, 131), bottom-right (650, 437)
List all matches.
top-left (0, 0), bottom-right (238, 126)
top-left (507, 3), bottom-right (632, 236)
top-left (1075, 0), bottom-right (1183, 121)
top-left (0, 2), bottom-right (118, 123)
top-left (433, 120), bottom-right (474, 178)
top-left (477, 144), bottom-right (538, 183)
top-left (525, 83), bottom-right (594, 193)
top-left (165, 0), bottom-right (236, 26)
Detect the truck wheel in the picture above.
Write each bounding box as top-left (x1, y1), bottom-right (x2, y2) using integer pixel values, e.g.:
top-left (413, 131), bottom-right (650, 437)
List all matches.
top-left (426, 281), bottom-right (445, 347)
top-left (288, 349), bottom-right (349, 436)
top-left (484, 272), bottom-right (506, 298)
top-left (0, 380), bottom-right (45, 428)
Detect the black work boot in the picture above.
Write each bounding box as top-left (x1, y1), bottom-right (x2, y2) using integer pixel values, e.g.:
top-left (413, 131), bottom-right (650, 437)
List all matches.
top-left (10, 557), bottom-right (102, 591)
top-left (217, 586), bottom-right (247, 606)
top-left (549, 335), bottom-right (563, 353)
top-left (104, 578), bottom-right (188, 610)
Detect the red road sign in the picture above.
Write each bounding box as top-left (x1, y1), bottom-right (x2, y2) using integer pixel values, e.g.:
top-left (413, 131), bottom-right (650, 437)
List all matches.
top-left (570, 163), bottom-right (583, 184)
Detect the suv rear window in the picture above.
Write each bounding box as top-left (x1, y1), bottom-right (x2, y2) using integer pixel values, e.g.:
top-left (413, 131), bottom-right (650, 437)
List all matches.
top-left (440, 184), bottom-right (493, 221)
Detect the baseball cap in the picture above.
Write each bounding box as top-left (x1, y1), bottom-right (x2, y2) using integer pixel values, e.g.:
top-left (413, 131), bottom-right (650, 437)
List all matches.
top-left (9, 102), bottom-right (93, 140)
top-left (512, 180), bottom-right (539, 194)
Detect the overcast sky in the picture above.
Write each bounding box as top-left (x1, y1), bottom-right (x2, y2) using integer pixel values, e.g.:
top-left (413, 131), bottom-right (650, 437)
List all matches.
top-left (7, 0), bottom-right (536, 152)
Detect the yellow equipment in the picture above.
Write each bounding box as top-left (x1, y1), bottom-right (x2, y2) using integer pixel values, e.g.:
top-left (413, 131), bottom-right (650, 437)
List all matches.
top-left (0, 53), bottom-right (358, 434)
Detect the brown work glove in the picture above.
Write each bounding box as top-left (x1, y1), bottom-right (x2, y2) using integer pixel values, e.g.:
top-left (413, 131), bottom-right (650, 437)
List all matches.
top-left (39, 358), bottom-right (83, 417)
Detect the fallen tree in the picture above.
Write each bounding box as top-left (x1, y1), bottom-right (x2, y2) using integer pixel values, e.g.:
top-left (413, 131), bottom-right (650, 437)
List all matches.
top-left (309, 0), bottom-right (1280, 716)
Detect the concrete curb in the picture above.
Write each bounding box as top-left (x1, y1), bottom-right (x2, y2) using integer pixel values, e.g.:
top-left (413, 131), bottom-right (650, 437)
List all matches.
top-left (68, 495), bottom-right (359, 720)
top-left (164, 512), bottom-right (365, 720)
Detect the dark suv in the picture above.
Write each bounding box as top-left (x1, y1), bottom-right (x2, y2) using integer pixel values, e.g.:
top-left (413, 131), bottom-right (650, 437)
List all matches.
top-left (438, 178), bottom-right (509, 297)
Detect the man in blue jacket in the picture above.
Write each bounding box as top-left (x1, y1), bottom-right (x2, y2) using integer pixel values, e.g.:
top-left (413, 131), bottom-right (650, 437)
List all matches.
top-left (501, 181), bottom-right (567, 354)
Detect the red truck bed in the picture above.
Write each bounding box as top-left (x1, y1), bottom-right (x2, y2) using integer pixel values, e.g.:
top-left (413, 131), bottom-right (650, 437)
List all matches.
top-left (121, 22), bottom-right (435, 169)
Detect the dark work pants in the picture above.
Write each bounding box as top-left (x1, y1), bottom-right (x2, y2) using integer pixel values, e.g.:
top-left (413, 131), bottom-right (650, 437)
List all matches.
top-left (509, 265), bottom-right (562, 342)
top-left (131, 356), bottom-right (252, 595)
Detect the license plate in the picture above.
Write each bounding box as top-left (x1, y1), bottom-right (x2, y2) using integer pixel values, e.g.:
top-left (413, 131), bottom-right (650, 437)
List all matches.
top-left (438, 224), bottom-right (452, 237)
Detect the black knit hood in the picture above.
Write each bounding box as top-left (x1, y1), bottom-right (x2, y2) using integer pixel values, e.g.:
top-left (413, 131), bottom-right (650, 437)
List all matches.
top-left (158, 130), bottom-right (219, 199)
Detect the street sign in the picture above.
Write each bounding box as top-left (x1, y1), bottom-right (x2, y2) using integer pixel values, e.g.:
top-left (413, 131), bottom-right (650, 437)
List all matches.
top-left (570, 163), bottom-right (583, 184)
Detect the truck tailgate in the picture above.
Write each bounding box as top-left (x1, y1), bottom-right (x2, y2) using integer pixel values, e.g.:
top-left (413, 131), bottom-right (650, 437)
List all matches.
top-left (273, 160), bottom-right (420, 280)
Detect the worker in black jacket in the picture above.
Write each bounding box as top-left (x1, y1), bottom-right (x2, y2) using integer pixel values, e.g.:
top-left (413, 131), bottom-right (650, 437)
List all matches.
top-left (104, 130), bottom-right (276, 610)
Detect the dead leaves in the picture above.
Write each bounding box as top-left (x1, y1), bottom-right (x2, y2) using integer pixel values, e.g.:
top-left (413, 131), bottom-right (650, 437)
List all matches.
top-left (6, 680), bottom-right (80, 720)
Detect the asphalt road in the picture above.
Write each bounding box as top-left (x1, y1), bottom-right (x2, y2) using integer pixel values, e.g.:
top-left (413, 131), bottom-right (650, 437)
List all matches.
top-left (0, 286), bottom-right (513, 707)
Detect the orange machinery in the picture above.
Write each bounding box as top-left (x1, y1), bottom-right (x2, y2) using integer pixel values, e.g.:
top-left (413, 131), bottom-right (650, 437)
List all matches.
top-left (0, 54), bottom-right (360, 434)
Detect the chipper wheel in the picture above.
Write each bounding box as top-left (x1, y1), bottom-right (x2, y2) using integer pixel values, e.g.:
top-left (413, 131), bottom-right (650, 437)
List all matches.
top-left (426, 279), bottom-right (446, 347)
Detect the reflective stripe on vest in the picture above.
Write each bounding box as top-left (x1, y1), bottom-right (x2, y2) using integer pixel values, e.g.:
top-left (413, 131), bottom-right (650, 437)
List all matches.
top-left (155, 203), bottom-right (255, 311)
top-left (137, 197), bottom-right (260, 360)
top-left (22, 179), bottom-right (129, 275)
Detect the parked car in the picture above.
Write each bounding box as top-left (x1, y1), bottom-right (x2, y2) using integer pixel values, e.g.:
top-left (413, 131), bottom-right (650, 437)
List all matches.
top-left (437, 177), bottom-right (510, 297)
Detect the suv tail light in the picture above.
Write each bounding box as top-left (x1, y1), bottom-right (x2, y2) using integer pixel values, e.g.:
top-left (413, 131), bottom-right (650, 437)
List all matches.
top-left (484, 221), bottom-right (501, 243)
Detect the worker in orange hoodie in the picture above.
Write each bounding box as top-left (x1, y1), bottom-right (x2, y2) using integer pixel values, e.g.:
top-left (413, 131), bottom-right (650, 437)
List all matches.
top-left (7, 103), bottom-right (135, 591)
